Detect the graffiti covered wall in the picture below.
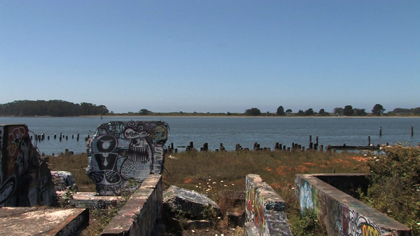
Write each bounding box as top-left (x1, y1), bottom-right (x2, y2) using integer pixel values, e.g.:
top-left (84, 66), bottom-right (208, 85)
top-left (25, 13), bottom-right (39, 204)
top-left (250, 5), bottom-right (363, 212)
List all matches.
top-left (245, 174), bottom-right (292, 236)
top-left (86, 120), bottom-right (169, 195)
top-left (295, 174), bottom-right (411, 236)
top-left (0, 124), bottom-right (56, 207)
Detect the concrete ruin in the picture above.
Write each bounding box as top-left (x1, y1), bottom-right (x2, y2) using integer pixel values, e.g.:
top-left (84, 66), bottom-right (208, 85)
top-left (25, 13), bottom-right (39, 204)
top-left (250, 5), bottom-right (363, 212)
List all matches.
top-left (0, 207), bottom-right (89, 236)
top-left (86, 120), bottom-right (169, 196)
top-left (295, 173), bottom-right (412, 236)
top-left (245, 174), bottom-right (292, 236)
top-left (0, 124), bottom-right (56, 207)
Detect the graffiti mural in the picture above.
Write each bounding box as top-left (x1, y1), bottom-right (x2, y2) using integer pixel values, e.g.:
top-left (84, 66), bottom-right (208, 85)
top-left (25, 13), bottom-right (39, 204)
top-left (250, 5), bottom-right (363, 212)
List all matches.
top-left (86, 120), bottom-right (169, 195)
top-left (299, 181), bottom-right (315, 213)
top-left (337, 204), bottom-right (390, 236)
top-left (245, 175), bottom-right (292, 236)
top-left (0, 124), bottom-right (56, 207)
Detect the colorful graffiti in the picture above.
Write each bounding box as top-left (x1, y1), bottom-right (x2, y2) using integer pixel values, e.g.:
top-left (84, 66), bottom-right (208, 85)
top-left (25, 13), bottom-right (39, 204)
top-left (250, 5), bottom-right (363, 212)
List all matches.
top-left (51, 171), bottom-right (78, 192)
top-left (337, 204), bottom-right (389, 236)
top-left (86, 120), bottom-right (169, 195)
top-left (0, 124), bottom-right (56, 207)
top-left (299, 181), bottom-right (314, 213)
top-left (245, 174), bottom-right (292, 236)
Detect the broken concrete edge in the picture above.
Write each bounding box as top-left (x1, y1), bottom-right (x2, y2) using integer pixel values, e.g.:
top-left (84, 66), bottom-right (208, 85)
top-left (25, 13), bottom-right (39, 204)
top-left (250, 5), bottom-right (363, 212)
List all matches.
top-left (101, 174), bottom-right (162, 236)
top-left (245, 174), bottom-right (292, 236)
top-left (56, 191), bottom-right (124, 209)
top-left (295, 173), bottom-right (411, 235)
top-left (45, 208), bottom-right (89, 236)
top-left (0, 207), bottom-right (89, 236)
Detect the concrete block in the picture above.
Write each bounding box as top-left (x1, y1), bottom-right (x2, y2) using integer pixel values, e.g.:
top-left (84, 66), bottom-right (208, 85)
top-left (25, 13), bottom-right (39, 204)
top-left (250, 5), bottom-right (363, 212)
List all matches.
top-left (295, 173), bottom-right (412, 235)
top-left (0, 207), bottom-right (88, 236)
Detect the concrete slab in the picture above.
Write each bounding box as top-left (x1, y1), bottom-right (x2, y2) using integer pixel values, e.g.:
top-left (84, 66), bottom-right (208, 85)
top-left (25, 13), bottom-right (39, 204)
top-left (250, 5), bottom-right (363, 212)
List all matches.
top-left (0, 207), bottom-right (89, 236)
top-left (56, 191), bottom-right (123, 209)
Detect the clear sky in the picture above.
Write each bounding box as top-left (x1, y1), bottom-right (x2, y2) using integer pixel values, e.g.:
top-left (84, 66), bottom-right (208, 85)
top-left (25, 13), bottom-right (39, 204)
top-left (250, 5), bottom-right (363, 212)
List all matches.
top-left (0, 1), bottom-right (419, 114)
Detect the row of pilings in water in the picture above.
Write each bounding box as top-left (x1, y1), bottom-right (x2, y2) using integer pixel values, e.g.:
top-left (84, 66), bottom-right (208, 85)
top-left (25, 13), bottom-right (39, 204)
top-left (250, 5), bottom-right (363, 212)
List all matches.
top-left (166, 134), bottom-right (393, 153)
top-left (167, 135), bottom-right (332, 153)
top-left (29, 133), bottom-right (90, 142)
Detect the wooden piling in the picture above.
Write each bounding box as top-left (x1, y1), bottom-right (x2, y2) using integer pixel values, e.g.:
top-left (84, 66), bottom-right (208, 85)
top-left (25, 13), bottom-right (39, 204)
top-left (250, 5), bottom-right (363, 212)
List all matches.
top-left (379, 126), bottom-right (382, 137)
top-left (220, 143), bottom-right (225, 151)
top-left (309, 135), bottom-right (312, 148)
top-left (411, 126), bottom-right (414, 137)
top-left (368, 136), bottom-right (371, 146)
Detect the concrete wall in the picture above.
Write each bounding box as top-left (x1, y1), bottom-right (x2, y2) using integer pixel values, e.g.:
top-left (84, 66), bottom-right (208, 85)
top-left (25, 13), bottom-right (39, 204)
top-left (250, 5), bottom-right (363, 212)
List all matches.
top-left (245, 174), bottom-right (292, 236)
top-left (101, 174), bottom-right (162, 236)
top-left (295, 174), bottom-right (411, 236)
top-left (86, 121), bottom-right (169, 196)
top-left (0, 124), bottom-right (56, 207)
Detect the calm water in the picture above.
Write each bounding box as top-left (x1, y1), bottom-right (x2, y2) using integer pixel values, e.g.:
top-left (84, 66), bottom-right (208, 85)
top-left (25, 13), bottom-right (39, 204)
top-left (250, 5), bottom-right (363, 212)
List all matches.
top-left (1, 116), bottom-right (419, 155)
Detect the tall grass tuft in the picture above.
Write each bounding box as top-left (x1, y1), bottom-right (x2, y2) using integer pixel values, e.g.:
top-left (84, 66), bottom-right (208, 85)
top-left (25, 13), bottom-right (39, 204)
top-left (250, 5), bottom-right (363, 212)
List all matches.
top-left (48, 153), bottom-right (96, 192)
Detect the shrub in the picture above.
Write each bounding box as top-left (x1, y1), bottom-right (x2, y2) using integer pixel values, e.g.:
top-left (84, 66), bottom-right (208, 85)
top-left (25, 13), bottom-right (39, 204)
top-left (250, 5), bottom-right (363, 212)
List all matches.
top-left (361, 145), bottom-right (420, 234)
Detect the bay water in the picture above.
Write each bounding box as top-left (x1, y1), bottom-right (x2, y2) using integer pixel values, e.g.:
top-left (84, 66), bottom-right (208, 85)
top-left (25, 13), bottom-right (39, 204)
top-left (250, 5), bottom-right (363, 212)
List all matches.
top-left (1, 116), bottom-right (419, 155)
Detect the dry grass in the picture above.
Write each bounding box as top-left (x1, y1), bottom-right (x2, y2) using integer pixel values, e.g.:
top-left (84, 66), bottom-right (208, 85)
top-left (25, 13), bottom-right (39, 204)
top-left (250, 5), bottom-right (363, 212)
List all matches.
top-left (163, 149), bottom-right (369, 235)
top-left (163, 149), bottom-right (368, 196)
top-left (48, 149), bottom-right (369, 235)
top-left (48, 152), bottom-right (96, 192)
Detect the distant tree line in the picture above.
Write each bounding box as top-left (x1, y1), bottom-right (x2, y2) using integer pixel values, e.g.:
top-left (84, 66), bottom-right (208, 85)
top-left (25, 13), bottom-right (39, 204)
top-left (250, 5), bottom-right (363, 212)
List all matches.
top-left (0, 100), bottom-right (109, 117)
top-left (244, 104), bottom-right (420, 117)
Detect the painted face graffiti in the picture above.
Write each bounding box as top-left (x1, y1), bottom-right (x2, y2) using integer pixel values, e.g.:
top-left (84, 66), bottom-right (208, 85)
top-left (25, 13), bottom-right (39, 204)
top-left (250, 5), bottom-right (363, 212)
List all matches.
top-left (124, 128), bottom-right (151, 163)
top-left (86, 120), bottom-right (169, 196)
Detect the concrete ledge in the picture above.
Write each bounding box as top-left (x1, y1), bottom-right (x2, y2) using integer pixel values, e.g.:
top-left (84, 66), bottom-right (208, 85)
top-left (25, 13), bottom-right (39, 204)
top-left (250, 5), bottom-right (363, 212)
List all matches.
top-left (101, 174), bottom-right (162, 236)
top-left (295, 173), bottom-right (412, 236)
top-left (57, 191), bottom-right (124, 209)
top-left (0, 207), bottom-right (89, 236)
top-left (245, 174), bottom-right (292, 236)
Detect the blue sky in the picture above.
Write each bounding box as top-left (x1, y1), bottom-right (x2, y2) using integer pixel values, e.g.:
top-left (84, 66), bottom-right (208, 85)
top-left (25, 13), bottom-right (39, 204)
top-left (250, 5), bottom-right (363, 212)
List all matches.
top-left (0, 1), bottom-right (419, 113)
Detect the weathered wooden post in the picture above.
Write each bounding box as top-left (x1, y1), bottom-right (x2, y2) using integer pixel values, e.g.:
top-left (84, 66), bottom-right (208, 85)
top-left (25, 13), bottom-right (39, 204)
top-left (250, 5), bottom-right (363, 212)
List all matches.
top-left (379, 126), bottom-right (382, 137)
top-left (411, 126), bottom-right (414, 137)
top-left (309, 135), bottom-right (312, 149)
top-left (368, 136), bottom-right (371, 146)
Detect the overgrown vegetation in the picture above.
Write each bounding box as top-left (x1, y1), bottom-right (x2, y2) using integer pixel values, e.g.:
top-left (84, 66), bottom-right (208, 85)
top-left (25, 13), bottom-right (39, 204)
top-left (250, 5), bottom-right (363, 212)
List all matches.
top-left (359, 145), bottom-right (420, 235)
top-left (49, 147), bottom-right (419, 235)
top-left (48, 152), bottom-right (96, 192)
top-left (163, 149), bottom-right (367, 235)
